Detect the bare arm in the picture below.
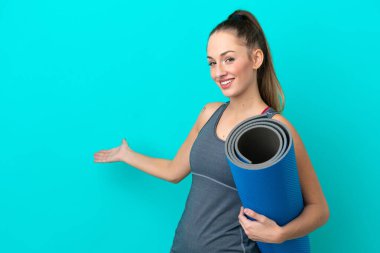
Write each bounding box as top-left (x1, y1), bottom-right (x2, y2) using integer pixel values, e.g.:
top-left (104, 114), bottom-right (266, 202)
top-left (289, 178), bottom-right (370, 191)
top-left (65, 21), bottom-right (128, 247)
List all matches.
top-left (94, 102), bottom-right (224, 184)
top-left (122, 103), bottom-right (223, 183)
top-left (272, 114), bottom-right (330, 241)
top-left (121, 151), bottom-right (175, 183)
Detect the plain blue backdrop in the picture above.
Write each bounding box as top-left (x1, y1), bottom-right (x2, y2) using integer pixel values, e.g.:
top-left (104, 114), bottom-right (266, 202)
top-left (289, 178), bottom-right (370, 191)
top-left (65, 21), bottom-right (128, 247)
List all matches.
top-left (1, 0), bottom-right (379, 252)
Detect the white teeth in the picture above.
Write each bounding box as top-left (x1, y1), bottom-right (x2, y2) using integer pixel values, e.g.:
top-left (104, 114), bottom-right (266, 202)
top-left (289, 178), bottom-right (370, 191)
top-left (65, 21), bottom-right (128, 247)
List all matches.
top-left (221, 79), bottom-right (233, 85)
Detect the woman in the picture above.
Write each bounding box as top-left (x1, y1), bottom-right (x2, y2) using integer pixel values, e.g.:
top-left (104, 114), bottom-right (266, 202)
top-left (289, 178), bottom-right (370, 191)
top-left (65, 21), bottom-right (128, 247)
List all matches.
top-left (94, 9), bottom-right (329, 253)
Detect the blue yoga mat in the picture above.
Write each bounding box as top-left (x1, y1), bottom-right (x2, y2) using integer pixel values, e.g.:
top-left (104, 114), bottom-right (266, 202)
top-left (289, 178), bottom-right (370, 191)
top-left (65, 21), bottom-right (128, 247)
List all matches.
top-left (225, 114), bottom-right (310, 253)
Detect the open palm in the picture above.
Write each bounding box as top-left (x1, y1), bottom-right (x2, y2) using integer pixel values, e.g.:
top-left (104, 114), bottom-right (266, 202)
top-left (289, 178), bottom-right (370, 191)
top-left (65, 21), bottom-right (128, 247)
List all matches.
top-left (94, 138), bottom-right (131, 163)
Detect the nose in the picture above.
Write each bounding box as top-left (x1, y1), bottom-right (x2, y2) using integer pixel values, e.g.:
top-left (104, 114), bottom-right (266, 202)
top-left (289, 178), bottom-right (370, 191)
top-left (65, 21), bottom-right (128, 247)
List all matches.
top-left (215, 63), bottom-right (227, 79)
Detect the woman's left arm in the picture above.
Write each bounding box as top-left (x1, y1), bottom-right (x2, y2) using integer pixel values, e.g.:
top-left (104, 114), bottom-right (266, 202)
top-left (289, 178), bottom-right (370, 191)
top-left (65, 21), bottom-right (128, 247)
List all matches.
top-left (273, 114), bottom-right (330, 242)
top-left (238, 114), bottom-right (330, 243)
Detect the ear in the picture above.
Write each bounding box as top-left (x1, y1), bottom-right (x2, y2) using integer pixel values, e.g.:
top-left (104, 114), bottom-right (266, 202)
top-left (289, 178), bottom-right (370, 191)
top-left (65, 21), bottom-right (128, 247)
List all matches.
top-left (250, 48), bottom-right (264, 70)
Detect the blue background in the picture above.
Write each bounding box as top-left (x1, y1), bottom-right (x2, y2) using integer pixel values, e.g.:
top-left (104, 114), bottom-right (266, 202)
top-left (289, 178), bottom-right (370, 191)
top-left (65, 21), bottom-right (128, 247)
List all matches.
top-left (1, 0), bottom-right (379, 252)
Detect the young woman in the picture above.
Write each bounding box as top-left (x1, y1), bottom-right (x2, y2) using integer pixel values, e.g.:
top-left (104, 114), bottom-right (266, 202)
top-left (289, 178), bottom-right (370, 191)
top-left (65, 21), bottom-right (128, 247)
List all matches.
top-left (94, 9), bottom-right (329, 253)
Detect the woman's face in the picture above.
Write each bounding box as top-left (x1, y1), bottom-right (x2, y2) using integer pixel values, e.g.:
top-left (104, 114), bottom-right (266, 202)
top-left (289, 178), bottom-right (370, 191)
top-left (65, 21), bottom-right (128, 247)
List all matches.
top-left (207, 31), bottom-right (257, 97)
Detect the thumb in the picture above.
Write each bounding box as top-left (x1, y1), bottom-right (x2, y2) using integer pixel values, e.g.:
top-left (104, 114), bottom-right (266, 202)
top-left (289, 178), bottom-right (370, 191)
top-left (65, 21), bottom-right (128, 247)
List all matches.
top-left (244, 208), bottom-right (267, 222)
top-left (122, 138), bottom-right (130, 149)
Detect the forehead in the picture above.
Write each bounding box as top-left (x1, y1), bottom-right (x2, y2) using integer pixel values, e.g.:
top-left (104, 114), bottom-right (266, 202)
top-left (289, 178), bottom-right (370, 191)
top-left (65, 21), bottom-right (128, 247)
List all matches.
top-left (207, 31), bottom-right (246, 57)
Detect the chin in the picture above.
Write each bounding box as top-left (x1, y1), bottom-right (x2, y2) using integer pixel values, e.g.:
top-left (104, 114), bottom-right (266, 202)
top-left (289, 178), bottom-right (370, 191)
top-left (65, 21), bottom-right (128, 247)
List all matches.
top-left (221, 90), bottom-right (235, 98)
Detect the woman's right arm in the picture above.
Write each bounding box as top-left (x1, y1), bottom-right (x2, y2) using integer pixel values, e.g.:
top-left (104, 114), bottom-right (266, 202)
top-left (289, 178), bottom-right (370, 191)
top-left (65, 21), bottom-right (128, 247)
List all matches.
top-left (94, 102), bottom-right (223, 184)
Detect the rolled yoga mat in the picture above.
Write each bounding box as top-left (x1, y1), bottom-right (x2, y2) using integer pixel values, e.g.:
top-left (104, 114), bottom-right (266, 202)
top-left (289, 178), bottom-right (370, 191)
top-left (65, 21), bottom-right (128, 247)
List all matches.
top-left (225, 113), bottom-right (310, 253)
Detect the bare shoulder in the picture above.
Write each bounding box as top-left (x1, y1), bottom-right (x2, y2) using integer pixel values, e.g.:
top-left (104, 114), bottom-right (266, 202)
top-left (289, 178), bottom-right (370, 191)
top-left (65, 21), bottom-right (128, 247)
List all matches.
top-left (272, 114), bottom-right (300, 139)
top-left (196, 102), bottom-right (225, 132)
top-left (272, 113), bottom-right (293, 128)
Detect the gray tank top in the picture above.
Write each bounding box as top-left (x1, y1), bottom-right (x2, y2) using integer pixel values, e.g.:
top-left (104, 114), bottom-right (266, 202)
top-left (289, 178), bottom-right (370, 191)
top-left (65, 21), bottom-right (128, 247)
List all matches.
top-left (170, 101), bottom-right (279, 253)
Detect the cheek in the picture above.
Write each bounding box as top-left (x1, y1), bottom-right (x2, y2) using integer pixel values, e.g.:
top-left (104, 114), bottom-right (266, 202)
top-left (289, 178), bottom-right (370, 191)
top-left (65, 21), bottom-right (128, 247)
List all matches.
top-left (234, 63), bottom-right (254, 88)
top-left (210, 69), bottom-right (217, 80)
top-left (233, 61), bottom-right (251, 75)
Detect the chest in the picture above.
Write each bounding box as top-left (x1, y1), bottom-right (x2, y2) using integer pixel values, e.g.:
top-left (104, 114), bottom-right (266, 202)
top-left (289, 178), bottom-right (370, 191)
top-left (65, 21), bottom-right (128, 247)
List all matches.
top-left (189, 124), bottom-right (237, 188)
top-left (215, 114), bottom-right (248, 142)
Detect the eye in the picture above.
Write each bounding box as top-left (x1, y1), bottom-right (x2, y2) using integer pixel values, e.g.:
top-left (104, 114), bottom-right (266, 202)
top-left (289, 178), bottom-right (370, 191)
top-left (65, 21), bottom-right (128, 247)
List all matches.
top-left (208, 61), bottom-right (216, 66)
top-left (225, 57), bottom-right (235, 63)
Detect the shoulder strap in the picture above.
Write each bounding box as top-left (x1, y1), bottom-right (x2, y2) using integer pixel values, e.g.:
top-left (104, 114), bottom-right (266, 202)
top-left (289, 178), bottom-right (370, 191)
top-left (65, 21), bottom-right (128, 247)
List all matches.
top-left (265, 107), bottom-right (279, 119)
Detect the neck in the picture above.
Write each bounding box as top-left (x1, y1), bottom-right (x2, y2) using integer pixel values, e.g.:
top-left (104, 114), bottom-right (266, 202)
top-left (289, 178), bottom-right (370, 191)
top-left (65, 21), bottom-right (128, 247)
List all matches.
top-left (227, 81), bottom-right (268, 117)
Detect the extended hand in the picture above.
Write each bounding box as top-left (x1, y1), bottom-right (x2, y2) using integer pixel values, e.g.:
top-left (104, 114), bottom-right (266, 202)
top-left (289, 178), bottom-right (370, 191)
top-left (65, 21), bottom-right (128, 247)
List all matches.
top-left (238, 206), bottom-right (285, 244)
top-left (94, 138), bottom-right (132, 163)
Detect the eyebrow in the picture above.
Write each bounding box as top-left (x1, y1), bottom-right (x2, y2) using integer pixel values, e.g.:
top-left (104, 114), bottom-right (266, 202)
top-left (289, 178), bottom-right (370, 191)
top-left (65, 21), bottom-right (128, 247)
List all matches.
top-left (207, 50), bottom-right (235, 59)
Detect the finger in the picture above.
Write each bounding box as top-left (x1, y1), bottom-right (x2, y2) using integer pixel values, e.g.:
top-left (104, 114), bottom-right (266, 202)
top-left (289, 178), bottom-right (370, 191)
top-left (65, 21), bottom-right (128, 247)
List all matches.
top-left (97, 150), bottom-right (113, 154)
top-left (96, 150), bottom-right (111, 153)
top-left (95, 150), bottom-right (114, 157)
top-left (94, 152), bottom-right (108, 157)
top-left (239, 216), bottom-right (247, 231)
top-left (95, 158), bottom-right (113, 163)
top-left (238, 221), bottom-right (265, 242)
top-left (94, 159), bottom-right (108, 163)
top-left (238, 206), bottom-right (246, 219)
top-left (239, 218), bottom-right (261, 241)
top-left (239, 213), bottom-right (251, 225)
top-left (94, 154), bottom-right (110, 161)
top-left (96, 147), bottom-right (118, 153)
top-left (95, 153), bottom-right (107, 158)
top-left (238, 207), bottom-right (247, 227)
top-left (244, 208), bottom-right (267, 223)
top-left (94, 154), bottom-right (108, 159)
top-left (239, 208), bottom-right (251, 226)
top-left (239, 220), bottom-right (246, 233)
top-left (94, 155), bottom-right (109, 161)
top-left (238, 206), bottom-right (244, 218)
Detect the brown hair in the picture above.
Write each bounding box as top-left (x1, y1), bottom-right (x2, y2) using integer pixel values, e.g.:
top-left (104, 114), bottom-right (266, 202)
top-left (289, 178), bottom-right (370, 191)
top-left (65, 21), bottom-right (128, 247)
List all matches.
top-left (208, 10), bottom-right (285, 112)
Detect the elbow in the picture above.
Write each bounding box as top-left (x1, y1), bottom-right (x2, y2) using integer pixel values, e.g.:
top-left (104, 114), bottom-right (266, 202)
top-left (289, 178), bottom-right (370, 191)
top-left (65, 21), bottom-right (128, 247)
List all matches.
top-left (169, 178), bottom-right (179, 184)
top-left (170, 178), bottom-right (181, 184)
top-left (318, 202), bottom-right (330, 226)
top-left (307, 202), bottom-right (330, 227)
top-left (169, 176), bottom-right (182, 184)
top-left (170, 174), bottom-right (188, 184)
top-left (322, 204), bottom-right (330, 225)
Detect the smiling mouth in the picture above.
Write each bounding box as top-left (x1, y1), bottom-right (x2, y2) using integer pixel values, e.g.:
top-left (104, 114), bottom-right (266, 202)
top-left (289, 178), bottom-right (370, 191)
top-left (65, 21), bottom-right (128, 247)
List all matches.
top-left (220, 78), bottom-right (234, 88)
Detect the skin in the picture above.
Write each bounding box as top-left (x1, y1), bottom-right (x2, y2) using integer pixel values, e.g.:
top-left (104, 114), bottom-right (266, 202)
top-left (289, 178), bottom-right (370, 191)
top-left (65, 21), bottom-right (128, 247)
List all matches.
top-left (94, 30), bottom-right (330, 244)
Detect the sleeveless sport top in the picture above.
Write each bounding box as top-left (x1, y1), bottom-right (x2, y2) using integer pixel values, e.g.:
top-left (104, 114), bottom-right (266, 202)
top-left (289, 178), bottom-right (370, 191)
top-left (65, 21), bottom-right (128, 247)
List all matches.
top-left (170, 101), bottom-right (279, 253)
